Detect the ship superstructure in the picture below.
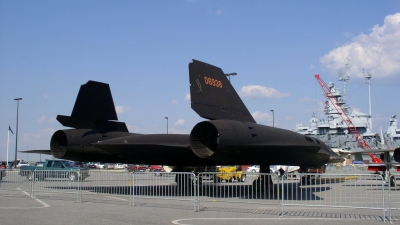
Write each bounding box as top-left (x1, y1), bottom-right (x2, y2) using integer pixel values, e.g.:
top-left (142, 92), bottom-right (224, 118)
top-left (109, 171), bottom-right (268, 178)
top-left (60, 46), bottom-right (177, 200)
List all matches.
top-left (294, 72), bottom-right (400, 163)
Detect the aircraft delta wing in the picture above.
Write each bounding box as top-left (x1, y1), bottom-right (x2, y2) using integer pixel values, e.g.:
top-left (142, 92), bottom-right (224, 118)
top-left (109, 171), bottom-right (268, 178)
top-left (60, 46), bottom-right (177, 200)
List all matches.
top-left (188, 59), bottom-right (343, 171)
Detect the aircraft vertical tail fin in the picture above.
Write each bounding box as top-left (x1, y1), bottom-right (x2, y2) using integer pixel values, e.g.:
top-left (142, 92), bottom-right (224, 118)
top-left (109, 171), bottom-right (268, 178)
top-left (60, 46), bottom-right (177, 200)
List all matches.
top-left (189, 59), bottom-right (255, 123)
top-left (57, 80), bottom-right (128, 132)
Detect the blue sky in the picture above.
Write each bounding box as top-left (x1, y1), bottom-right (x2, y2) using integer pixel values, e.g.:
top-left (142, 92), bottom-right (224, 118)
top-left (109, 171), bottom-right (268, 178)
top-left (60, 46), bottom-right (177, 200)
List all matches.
top-left (1, 1), bottom-right (400, 162)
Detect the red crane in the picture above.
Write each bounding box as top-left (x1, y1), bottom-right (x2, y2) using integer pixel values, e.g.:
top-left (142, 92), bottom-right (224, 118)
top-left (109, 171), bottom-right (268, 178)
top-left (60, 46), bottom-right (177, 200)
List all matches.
top-left (314, 74), bottom-right (383, 164)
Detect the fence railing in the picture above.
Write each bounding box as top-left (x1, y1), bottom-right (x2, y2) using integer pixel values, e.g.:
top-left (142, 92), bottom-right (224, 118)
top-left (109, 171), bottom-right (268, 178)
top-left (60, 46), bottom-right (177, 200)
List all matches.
top-left (1, 169), bottom-right (399, 222)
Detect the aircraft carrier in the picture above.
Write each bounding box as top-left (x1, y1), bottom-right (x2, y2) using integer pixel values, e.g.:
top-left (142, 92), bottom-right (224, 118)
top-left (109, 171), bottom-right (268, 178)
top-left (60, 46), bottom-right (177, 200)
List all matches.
top-left (293, 71), bottom-right (400, 163)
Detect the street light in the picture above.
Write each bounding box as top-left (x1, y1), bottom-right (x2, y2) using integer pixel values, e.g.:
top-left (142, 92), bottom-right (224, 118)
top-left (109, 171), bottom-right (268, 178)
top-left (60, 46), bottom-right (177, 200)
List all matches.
top-left (165, 117), bottom-right (168, 134)
top-left (14, 98), bottom-right (22, 167)
top-left (270, 109), bottom-right (274, 127)
top-left (225, 72), bottom-right (237, 82)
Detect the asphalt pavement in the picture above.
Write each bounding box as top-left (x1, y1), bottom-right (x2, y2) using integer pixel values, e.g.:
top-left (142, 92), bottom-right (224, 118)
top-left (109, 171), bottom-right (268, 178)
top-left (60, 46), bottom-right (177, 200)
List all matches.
top-left (0, 189), bottom-right (395, 225)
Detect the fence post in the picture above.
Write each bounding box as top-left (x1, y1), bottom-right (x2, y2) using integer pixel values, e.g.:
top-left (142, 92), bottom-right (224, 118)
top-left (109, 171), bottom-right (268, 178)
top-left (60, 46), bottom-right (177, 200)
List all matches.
top-left (77, 171), bottom-right (81, 203)
top-left (192, 173), bottom-right (197, 212)
top-left (279, 173), bottom-right (284, 217)
top-left (381, 174), bottom-right (386, 222)
top-left (131, 172), bottom-right (135, 207)
top-left (30, 170), bottom-right (34, 199)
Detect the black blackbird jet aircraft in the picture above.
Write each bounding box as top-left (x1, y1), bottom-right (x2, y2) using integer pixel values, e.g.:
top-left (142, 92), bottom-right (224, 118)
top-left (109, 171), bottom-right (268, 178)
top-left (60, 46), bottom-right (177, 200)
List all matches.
top-left (24, 60), bottom-right (342, 173)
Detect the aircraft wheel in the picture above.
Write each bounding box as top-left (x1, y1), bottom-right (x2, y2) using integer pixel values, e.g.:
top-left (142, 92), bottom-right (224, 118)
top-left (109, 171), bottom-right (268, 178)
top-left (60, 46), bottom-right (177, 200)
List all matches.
top-left (213, 175), bottom-right (220, 183)
top-left (301, 176), bottom-right (307, 185)
top-left (301, 175), bottom-right (312, 185)
top-left (390, 176), bottom-right (396, 187)
top-left (240, 174), bottom-right (246, 182)
top-left (229, 176), bottom-right (235, 182)
top-left (26, 172), bottom-right (34, 181)
top-left (68, 172), bottom-right (78, 182)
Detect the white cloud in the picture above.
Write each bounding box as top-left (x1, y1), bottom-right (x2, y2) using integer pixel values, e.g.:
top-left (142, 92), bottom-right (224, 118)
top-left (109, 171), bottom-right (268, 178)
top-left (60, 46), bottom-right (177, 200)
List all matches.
top-left (172, 99), bottom-right (178, 105)
top-left (38, 116), bottom-right (58, 123)
top-left (126, 124), bottom-right (143, 133)
top-left (42, 94), bottom-right (49, 98)
top-left (251, 111), bottom-right (272, 122)
top-left (239, 85), bottom-right (290, 99)
top-left (174, 119), bottom-right (185, 126)
top-left (216, 9), bottom-right (223, 15)
top-left (185, 93), bottom-right (190, 101)
top-left (320, 13), bottom-right (400, 79)
top-left (115, 106), bottom-right (126, 114)
top-left (38, 116), bottom-right (46, 123)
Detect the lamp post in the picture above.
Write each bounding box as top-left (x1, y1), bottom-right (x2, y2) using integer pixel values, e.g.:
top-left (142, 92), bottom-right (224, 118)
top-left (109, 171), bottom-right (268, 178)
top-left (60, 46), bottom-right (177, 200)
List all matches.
top-left (225, 72), bottom-right (237, 82)
top-left (165, 117), bottom-right (168, 134)
top-left (14, 98), bottom-right (22, 167)
top-left (270, 109), bottom-right (274, 127)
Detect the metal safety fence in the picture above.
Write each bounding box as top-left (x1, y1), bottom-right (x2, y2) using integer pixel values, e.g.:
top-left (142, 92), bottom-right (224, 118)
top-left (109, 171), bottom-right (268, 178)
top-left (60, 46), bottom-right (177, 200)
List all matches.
top-left (2, 169), bottom-right (400, 222)
top-left (280, 173), bottom-right (388, 220)
top-left (131, 172), bottom-right (197, 210)
top-left (80, 170), bottom-right (133, 204)
top-left (388, 174), bottom-right (400, 222)
top-left (196, 172), bottom-right (280, 212)
top-left (0, 169), bottom-right (81, 202)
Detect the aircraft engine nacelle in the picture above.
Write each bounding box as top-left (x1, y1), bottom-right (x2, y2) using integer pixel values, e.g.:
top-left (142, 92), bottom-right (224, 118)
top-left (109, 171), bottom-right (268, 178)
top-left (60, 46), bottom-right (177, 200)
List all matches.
top-left (190, 119), bottom-right (308, 162)
top-left (50, 129), bottom-right (104, 158)
top-left (394, 148), bottom-right (400, 162)
top-left (190, 120), bottom-right (245, 160)
top-left (50, 129), bottom-right (131, 161)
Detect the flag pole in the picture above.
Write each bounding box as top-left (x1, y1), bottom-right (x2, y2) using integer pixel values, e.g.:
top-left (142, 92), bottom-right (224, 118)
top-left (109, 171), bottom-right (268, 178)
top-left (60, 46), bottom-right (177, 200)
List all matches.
top-left (7, 123), bottom-right (10, 168)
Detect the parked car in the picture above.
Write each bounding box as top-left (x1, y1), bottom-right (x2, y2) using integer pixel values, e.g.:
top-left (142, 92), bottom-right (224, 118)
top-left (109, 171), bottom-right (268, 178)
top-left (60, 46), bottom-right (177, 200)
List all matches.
top-left (35, 161), bottom-right (45, 167)
top-left (95, 162), bottom-right (105, 169)
top-left (16, 161), bottom-right (29, 168)
top-left (128, 164), bottom-right (148, 172)
top-left (73, 162), bottom-right (86, 168)
top-left (19, 159), bottom-right (89, 181)
top-left (105, 163), bottom-right (114, 169)
top-left (149, 165), bottom-right (165, 176)
top-left (113, 163), bottom-right (126, 170)
top-left (87, 163), bottom-right (97, 169)
top-left (246, 165), bottom-right (260, 173)
top-left (149, 165), bottom-right (164, 172)
top-left (0, 162), bottom-right (6, 181)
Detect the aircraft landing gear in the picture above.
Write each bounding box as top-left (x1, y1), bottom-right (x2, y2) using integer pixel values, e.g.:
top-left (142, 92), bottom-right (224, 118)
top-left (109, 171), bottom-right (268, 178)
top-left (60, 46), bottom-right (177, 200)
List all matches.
top-left (251, 165), bottom-right (272, 191)
top-left (299, 166), bottom-right (316, 186)
top-left (383, 170), bottom-right (395, 187)
top-left (390, 175), bottom-right (396, 187)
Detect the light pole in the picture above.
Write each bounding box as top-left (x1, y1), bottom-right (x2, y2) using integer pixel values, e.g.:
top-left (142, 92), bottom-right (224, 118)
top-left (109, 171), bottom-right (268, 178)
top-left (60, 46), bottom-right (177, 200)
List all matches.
top-left (165, 117), bottom-right (168, 134)
top-left (270, 109), bottom-right (274, 127)
top-left (225, 72), bottom-right (237, 82)
top-left (14, 98), bottom-right (22, 167)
